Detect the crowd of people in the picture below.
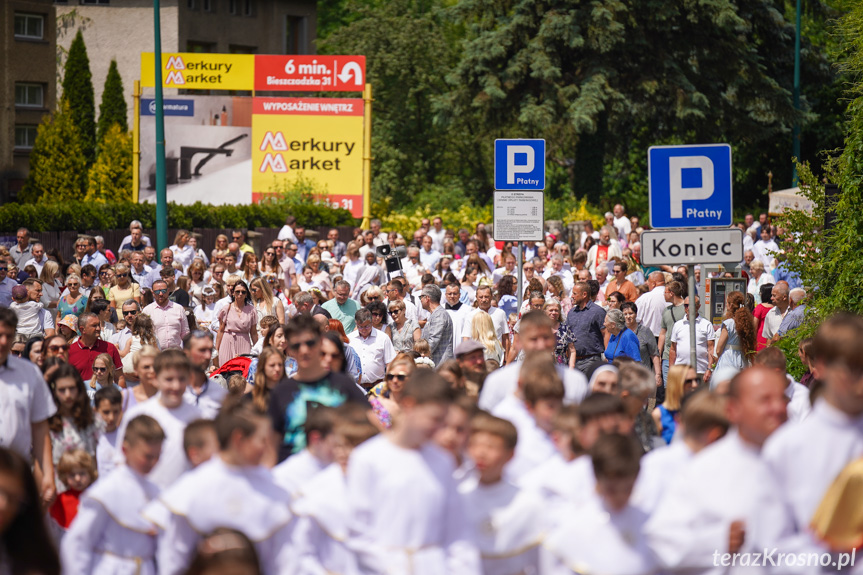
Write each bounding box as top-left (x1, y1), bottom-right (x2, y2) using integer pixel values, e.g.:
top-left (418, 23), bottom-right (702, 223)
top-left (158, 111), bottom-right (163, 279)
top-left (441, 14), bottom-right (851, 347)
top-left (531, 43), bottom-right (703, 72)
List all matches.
top-left (0, 204), bottom-right (859, 575)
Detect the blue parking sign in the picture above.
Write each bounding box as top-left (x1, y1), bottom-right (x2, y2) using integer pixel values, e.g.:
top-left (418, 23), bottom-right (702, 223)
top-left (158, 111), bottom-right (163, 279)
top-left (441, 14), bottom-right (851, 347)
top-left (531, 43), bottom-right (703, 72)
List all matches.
top-left (649, 144), bottom-right (732, 228)
top-left (494, 139), bottom-right (545, 190)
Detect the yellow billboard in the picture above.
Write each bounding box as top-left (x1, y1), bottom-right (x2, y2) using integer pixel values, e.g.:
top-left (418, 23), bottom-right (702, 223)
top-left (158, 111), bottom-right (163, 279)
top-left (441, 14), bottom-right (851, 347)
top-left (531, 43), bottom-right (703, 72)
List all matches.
top-left (251, 98), bottom-right (364, 217)
top-left (141, 53), bottom-right (254, 91)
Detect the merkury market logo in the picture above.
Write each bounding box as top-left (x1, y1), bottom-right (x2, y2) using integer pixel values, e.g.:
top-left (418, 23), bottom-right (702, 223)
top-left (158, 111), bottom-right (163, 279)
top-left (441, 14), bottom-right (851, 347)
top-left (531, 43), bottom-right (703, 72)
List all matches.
top-left (258, 132), bottom-right (356, 173)
top-left (164, 55), bottom-right (233, 85)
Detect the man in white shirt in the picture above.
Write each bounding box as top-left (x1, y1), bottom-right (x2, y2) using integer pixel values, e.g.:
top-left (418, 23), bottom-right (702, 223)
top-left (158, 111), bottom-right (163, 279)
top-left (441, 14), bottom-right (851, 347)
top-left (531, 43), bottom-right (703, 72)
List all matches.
top-left (461, 286), bottom-right (510, 357)
top-left (113, 300), bottom-right (140, 352)
top-left (348, 308), bottom-right (395, 388)
top-left (370, 219), bottom-right (389, 246)
top-left (182, 331), bottom-right (226, 419)
top-left (635, 271), bottom-right (670, 337)
top-left (669, 296), bottom-right (715, 377)
top-left (492, 253), bottom-right (517, 286)
top-left (358, 231), bottom-right (377, 259)
top-left (763, 313), bottom-right (863, 531)
top-left (542, 254), bottom-right (574, 294)
top-left (645, 367), bottom-right (795, 574)
top-left (271, 239), bottom-right (297, 290)
top-left (117, 220), bottom-right (153, 254)
top-left (277, 215), bottom-right (300, 244)
top-left (444, 283), bottom-right (470, 354)
top-left (761, 281), bottom-right (790, 344)
top-left (385, 279), bottom-right (419, 323)
top-left (613, 203), bottom-right (632, 240)
top-left (23, 243), bottom-right (47, 275)
top-left (752, 226), bottom-right (780, 269)
top-left (427, 216), bottom-right (446, 252)
top-left (418, 235), bottom-right (441, 270)
top-left (0, 308), bottom-right (57, 504)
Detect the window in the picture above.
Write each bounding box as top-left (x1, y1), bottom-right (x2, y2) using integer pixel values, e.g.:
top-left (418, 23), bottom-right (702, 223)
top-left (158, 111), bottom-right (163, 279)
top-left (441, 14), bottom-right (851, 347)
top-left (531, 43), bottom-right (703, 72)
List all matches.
top-left (229, 44), bottom-right (256, 54)
top-left (285, 16), bottom-right (307, 55)
top-left (80, 0), bottom-right (110, 4)
top-left (229, 0), bottom-right (237, 15)
top-left (14, 126), bottom-right (38, 149)
top-left (243, 0), bottom-right (253, 16)
top-left (187, 41), bottom-right (215, 53)
top-left (203, 0), bottom-right (212, 11)
top-left (14, 13), bottom-right (44, 40)
top-left (15, 84), bottom-right (44, 108)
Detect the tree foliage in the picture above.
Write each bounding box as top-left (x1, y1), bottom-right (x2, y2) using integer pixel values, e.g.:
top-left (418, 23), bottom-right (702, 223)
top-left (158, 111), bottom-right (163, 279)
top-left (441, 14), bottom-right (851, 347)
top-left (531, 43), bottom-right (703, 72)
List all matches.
top-left (19, 100), bottom-right (88, 203)
top-left (62, 30), bottom-right (96, 166)
top-left (86, 124), bottom-right (132, 202)
top-left (97, 59), bottom-right (128, 143)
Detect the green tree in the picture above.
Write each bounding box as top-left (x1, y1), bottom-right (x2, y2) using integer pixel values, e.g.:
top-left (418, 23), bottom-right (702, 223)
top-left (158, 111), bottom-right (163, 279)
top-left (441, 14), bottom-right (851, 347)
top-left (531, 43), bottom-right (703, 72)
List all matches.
top-left (62, 30), bottom-right (96, 165)
top-left (321, 0), bottom-right (465, 207)
top-left (439, 0), bottom-right (813, 205)
top-left (19, 100), bottom-right (88, 203)
top-left (97, 59), bottom-right (127, 144)
top-left (86, 124), bottom-right (132, 202)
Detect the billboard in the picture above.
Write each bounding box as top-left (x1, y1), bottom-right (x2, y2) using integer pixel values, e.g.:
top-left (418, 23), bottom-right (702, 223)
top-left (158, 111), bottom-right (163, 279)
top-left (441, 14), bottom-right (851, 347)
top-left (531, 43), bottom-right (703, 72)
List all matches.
top-left (252, 98), bottom-right (364, 217)
top-left (141, 53), bottom-right (254, 91)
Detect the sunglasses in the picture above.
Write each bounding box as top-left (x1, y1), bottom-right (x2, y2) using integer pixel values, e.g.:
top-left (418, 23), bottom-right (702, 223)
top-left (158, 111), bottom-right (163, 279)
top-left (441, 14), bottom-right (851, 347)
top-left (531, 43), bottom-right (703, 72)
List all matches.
top-left (684, 377), bottom-right (699, 384)
top-left (153, 289), bottom-right (168, 295)
top-left (100, 272), bottom-right (111, 276)
top-left (367, 296), bottom-right (381, 301)
top-left (92, 366), bottom-right (107, 373)
top-left (11, 350), bottom-right (23, 357)
top-left (371, 312), bottom-right (383, 317)
top-left (385, 373), bottom-right (408, 382)
top-left (265, 252), bottom-right (274, 256)
top-left (289, 338), bottom-right (319, 351)
top-left (48, 344), bottom-right (69, 352)
top-left (389, 310), bottom-right (400, 317)
top-left (122, 310), bottom-right (138, 316)
top-left (234, 290), bottom-right (248, 296)
top-left (0, 268), bottom-right (6, 272)
top-left (116, 273), bottom-right (129, 278)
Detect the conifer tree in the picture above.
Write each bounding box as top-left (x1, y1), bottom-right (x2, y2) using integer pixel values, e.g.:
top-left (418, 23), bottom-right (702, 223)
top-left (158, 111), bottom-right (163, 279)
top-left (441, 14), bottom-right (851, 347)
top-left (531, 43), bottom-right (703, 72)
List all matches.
top-left (97, 59), bottom-right (127, 144)
top-left (62, 30), bottom-right (96, 165)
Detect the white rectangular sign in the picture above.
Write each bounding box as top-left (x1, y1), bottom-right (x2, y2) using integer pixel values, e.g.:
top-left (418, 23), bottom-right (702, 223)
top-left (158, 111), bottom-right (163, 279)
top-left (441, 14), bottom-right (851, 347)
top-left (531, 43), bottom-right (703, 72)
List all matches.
top-left (492, 191), bottom-right (544, 242)
top-left (641, 228), bottom-right (743, 266)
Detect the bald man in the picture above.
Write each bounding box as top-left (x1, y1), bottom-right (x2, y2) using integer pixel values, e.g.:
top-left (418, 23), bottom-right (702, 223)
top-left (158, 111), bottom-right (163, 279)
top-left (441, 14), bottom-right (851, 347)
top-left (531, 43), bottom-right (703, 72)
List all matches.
top-left (645, 367), bottom-right (794, 573)
top-left (634, 271), bottom-right (669, 337)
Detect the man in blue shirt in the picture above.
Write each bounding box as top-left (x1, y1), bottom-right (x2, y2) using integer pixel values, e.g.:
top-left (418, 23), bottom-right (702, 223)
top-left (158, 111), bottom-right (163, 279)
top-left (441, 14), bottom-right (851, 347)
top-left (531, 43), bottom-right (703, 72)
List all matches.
top-left (566, 280), bottom-right (607, 378)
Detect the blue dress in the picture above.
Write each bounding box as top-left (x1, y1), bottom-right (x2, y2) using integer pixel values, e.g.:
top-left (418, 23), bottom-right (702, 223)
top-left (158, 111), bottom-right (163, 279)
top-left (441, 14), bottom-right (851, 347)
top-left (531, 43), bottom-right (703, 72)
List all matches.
top-left (498, 294), bottom-right (518, 318)
top-left (604, 327), bottom-right (642, 363)
top-left (715, 318), bottom-right (746, 371)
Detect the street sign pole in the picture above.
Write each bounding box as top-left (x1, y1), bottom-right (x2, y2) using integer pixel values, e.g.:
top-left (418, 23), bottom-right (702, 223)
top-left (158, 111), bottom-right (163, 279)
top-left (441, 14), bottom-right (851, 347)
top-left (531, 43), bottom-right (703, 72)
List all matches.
top-left (687, 264), bottom-right (697, 371)
top-left (516, 243), bottom-right (523, 312)
top-left (153, 0), bottom-right (168, 257)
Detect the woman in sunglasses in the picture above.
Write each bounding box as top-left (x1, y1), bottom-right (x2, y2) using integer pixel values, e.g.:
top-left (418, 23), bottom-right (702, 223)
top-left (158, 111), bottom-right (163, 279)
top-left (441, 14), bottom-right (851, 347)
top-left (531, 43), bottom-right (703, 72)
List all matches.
top-left (57, 273), bottom-right (87, 323)
top-left (215, 281), bottom-right (258, 367)
top-left (107, 263), bottom-right (141, 308)
top-left (86, 353), bottom-right (119, 404)
top-left (366, 301), bottom-right (391, 340)
top-left (388, 301), bottom-right (420, 354)
top-left (368, 353), bottom-right (416, 430)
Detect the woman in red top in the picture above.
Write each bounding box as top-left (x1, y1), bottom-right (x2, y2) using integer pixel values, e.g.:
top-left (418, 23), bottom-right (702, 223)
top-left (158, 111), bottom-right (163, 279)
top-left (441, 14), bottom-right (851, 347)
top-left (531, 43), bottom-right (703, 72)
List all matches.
top-left (753, 283), bottom-right (775, 351)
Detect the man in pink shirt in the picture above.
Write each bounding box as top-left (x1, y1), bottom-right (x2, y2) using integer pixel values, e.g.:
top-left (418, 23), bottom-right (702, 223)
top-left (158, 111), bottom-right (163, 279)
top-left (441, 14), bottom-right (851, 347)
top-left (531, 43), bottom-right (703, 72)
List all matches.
top-left (143, 279), bottom-right (190, 349)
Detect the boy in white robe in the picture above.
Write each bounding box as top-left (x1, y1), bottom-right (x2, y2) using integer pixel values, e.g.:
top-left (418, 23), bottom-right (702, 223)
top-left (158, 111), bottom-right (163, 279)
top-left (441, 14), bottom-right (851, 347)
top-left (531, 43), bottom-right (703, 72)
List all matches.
top-left (764, 314), bottom-right (863, 531)
top-left (273, 405), bottom-right (336, 497)
top-left (291, 403), bottom-right (379, 575)
top-left (93, 386), bottom-right (123, 478)
top-left (459, 412), bottom-right (545, 575)
top-left (433, 395), bottom-right (476, 481)
top-left (346, 370), bottom-right (481, 575)
top-left (61, 415), bottom-right (165, 575)
top-left (144, 400), bottom-right (296, 575)
top-left (631, 390), bottom-right (729, 514)
top-left (518, 406), bottom-right (581, 491)
top-left (543, 433), bottom-right (656, 575)
top-left (491, 353), bottom-right (563, 481)
top-left (523, 393), bottom-right (629, 513)
top-left (115, 350), bottom-right (202, 489)
top-left (182, 419), bottom-right (219, 468)
top-left (644, 367), bottom-right (796, 574)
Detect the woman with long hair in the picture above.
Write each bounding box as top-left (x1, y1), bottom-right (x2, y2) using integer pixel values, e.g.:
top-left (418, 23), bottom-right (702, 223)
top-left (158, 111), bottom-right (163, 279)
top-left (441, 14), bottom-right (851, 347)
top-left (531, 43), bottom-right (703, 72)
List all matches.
top-left (245, 323), bottom-right (298, 390)
top-left (107, 263), bottom-right (142, 308)
top-left (306, 254), bottom-right (332, 296)
top-left (0, 447), bottom-right (61, 575)
top-left (86, 352), bottom-right (119, 404)
top-left (211, 234), bottom-right (229, 263)
top-left (187, 260), bottom-right (209, 303)
top-left (216, 280), bottom-right (258, 367)
top-left (240, 253), bottom-right (261, 284)
top-left (169, 229), bottom-right (195, 272)
top-left (251, 346), bottom-right (286, 412)
top-left (38, 260), bottom-right (63, 309)
top-left (460, 265), bottom-right (480, 305)
top-left (121, 314), bottom-right (159, 374)
top-left (369, 354), bottom-right (416, 429)
top-left (496, 275), bottom-right (518, 318)
top-left (545, 275), bottom-right (571, 316)
top-left (259, 245), bottom-right (281, 280)
top-left (464, 253), bottom-right (492, 280)
top-left (652, 364), bottom-right (695, 444)
top-left (753, 283), bottom-right (775, 352)
top-left (46, 364), bottom-right (100, 489)
top-left (545, 298), bottom-right (577, 368)
top-left (471, 311), bottom-right (504, 364)
top-left (250, 276), bottom-right (286, 327)
top-left (713, 291), bottom-right (756, 371)
top-left (366, 301), bottom-right (391, 339)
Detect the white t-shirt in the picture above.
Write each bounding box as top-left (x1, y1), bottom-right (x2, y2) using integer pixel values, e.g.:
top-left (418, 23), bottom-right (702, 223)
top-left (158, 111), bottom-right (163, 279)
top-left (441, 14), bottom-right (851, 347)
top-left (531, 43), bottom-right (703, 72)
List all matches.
top-left (461, 306), bottom-right (511, 343)
top-left (670, 316), bottom-right (715, 373)
top-left (0, 356), bottom-right (57, 460)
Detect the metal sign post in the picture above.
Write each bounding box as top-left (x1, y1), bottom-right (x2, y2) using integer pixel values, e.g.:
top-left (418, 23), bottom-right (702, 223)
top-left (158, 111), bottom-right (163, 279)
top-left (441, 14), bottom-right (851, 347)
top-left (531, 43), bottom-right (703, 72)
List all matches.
top-left (516, 244), bottom-right (523, 312)
top-left (687, 264), bottom-right (697, 370)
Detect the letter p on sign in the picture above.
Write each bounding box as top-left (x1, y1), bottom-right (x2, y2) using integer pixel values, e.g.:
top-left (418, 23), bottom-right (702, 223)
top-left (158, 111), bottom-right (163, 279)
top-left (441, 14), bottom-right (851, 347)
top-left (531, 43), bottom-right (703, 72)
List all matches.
top-left (506, 146), bottom-right (534, 184)
top-left (669, 155), bottom-right (714, 218)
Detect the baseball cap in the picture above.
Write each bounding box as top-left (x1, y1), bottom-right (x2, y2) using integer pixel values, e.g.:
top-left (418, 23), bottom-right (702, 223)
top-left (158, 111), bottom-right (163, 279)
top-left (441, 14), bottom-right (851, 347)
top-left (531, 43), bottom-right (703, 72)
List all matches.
top-left (455, 340), bottom-right (485, 357)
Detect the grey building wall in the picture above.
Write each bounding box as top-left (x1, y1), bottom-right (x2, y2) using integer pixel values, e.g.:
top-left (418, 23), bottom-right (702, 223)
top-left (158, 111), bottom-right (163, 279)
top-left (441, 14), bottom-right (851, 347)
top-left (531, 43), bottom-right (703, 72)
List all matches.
top-left (0, 0), bottom-right (57, 202)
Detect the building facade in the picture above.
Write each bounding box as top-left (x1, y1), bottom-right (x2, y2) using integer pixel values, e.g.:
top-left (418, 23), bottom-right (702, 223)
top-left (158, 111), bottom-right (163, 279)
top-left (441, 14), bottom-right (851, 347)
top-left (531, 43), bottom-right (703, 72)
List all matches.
top-left (0, 0), bottom-right (317, 202)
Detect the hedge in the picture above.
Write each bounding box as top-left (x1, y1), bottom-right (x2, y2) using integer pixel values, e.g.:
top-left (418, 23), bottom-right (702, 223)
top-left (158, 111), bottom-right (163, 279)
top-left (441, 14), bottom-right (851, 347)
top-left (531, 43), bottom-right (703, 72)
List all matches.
top-left (0, 200), bottom-right (357, 233)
